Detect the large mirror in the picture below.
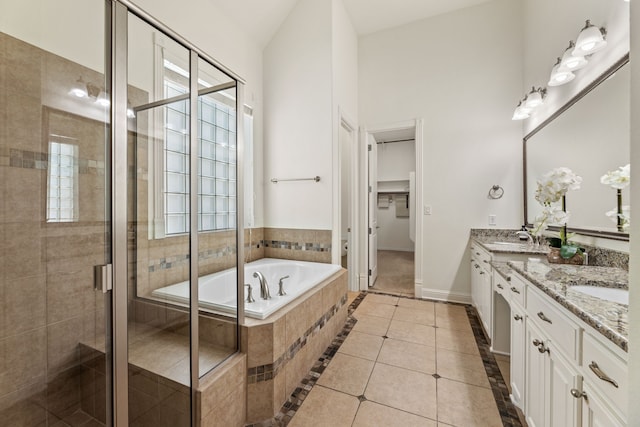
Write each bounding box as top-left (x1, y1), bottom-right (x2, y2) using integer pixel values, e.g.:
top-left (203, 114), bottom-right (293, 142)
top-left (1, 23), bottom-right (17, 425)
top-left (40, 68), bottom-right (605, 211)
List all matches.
top-left (524, 56), bottom-right (630, 240)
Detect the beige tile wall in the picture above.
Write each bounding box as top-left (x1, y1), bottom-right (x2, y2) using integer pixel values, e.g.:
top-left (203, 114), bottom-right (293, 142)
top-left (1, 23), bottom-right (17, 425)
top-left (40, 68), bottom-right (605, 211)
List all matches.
top-left (264, 228), bottom-right (332, 263)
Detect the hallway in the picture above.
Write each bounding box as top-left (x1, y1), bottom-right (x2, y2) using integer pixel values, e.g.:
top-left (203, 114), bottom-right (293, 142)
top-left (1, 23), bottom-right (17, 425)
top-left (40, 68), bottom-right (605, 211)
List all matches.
top-left (277, 292), bottom-right (523, 426)
top-left (370, 250), bottom-right (415, 297)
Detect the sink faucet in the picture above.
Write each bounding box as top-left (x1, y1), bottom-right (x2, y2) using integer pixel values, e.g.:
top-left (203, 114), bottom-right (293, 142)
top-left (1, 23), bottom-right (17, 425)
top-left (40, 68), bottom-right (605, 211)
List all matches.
top-left (253, 271), bottom-right (271, 300)
top-left (515, 230), bottom-right (533, 243)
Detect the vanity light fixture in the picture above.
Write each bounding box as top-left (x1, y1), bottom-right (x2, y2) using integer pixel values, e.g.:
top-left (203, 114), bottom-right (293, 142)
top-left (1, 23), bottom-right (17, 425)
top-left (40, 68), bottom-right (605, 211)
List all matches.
top-left (95, 89), bottom-right (110, 107)
top-left (572, 20), bottom-right (607, 56)
top-left (69, 76), bottom-right (88, 98)
top-left (523, 87), bottom-right (546, 109)
top-left (512, 100), bottom-right (531, 121)
top-left (560, 41), bottom-right (588, 71)
top-left (548, 57), bottom-right (576, 86)
top-left (127, 100), bottom-right (135, 118)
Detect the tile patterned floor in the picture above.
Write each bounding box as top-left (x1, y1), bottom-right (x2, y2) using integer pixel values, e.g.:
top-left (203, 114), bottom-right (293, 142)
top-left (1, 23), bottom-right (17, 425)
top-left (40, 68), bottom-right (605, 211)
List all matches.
top-left (250, 291), bottom-right (524, 427)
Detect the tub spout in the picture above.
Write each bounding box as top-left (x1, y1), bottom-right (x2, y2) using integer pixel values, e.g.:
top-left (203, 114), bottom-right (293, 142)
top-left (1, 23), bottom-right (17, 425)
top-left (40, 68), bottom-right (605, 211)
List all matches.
top-left (253, 271), bottom-right (271, 300)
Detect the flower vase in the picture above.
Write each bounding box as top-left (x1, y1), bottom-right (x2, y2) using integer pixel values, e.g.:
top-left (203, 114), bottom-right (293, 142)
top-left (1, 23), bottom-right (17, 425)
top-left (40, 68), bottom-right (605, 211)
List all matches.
top-left (547, 247), bottom-right (584, 265)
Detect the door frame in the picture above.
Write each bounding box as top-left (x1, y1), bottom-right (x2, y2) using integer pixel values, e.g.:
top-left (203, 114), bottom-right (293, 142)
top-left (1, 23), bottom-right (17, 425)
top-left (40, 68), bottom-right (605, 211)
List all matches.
top-left (359, 119), bottom-right (424, 295)
top-left (332, 108), bottom-right (358, 291)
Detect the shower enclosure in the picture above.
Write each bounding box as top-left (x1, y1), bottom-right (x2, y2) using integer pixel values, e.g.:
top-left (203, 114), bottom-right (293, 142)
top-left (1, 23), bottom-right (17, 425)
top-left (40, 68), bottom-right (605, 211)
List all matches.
top-left (0, 1), bottom-right (243, 425)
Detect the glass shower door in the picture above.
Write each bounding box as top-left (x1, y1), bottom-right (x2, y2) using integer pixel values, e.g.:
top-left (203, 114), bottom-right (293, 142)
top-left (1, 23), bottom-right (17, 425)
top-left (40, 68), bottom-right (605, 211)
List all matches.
top-left (0, 1), bottom-right (112, 425)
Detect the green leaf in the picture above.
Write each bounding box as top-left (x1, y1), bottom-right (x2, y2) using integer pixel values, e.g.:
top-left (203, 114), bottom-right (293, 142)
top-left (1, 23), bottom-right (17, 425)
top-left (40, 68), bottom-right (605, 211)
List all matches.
top-left (560, 245), bottom-right (579, 259)
top-left (546, 237), bottom-right (562, 248)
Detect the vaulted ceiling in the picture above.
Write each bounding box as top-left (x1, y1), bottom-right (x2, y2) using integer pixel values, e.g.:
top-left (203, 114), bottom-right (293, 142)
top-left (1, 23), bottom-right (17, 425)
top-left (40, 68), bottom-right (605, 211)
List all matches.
top-left (208, 0), bottom-right (495, 47)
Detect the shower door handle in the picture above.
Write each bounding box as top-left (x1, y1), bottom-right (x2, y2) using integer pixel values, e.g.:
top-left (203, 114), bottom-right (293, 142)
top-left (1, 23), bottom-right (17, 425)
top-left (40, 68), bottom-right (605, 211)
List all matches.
top-left (94, 264), bottom-right (113, 293)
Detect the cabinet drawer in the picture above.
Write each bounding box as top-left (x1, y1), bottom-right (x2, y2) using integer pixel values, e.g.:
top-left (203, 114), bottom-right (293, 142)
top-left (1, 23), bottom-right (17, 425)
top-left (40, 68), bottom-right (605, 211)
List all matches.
top-left (526, 287), bottom-right (580, 361)
top-left (494, 272), bottom-right (510, 301)
top-left (507, 273), bottom-right (526, 307)
top-left (470, 245), bottom-right (492, 268)
top-left (583, 332), bottom-right (628, 419)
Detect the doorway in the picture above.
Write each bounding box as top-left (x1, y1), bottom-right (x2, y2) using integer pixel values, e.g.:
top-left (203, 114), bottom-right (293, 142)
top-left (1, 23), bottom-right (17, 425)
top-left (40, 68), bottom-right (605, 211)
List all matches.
top-left (363, 120), bottom-right (423, 297)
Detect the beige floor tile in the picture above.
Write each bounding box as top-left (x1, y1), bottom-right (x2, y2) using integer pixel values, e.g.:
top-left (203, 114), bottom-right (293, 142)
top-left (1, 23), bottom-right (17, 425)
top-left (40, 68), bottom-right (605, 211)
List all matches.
top-left (393, 306), bottom-right (435, 326)
top-left (387, 319), bottom-right (436, 347)
top-left (347, 291), bottom-right (360, 306)
top-left (436, 348), bottom-right (489, 388)
top-left (377, 338), bottom-right (436, 374)
top-left (495, 356), bottom-right (510, 391)
top-left (338, 331), bottom-right (384, 361)
top-left (316, 352), bottom-right (375, 396)
top-left (365, 363), bottom-right (437, 420)
top-left (354, 300), bottom-right (396, 319)
top-left (353, 401), bottom-right (437, 427)
top-left (436, 378), bottom-right (502, 427)
top-left (435, 328), bottom-right (479, 356)
top-left (365, 293), bottom-right (399, 306)
top-left (351, 314), bottom-right (391, 336)
top-left (288, 385), bottom-right (360, 427)
top-left (435, 305), bottom-right (473, 332)
top-left (398, 298), bottom-right (435, 311)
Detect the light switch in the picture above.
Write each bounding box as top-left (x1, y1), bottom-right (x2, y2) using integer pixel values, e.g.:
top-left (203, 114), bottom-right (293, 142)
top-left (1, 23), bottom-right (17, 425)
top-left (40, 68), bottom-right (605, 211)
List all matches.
top-left (424, 205), bottom-right (432, 215)
top-left (489, 214), bottom-right (497, 226)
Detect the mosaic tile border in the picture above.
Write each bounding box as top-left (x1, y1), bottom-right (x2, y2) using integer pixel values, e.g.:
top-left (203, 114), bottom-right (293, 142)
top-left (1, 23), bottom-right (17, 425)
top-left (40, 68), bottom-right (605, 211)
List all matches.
top-left (263, 240), bottom-right (331, 252)
top-left (466, 305), bottom-right (524, 427)
top-left (247, 293), bottom-right (349, 384)
top-left (3, 148), bottom-right (105, 174)
top-left (247, 291), bottom-right (524, 427)
top-left (147, 246), bottom-right (238, 272)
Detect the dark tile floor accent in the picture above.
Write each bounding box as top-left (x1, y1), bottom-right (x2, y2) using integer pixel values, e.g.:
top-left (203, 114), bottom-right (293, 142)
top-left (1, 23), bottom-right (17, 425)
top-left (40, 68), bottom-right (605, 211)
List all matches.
top-left (246, 291), bottom-right (524, 427)
top-left (466, 305), bottom-right (524, 427)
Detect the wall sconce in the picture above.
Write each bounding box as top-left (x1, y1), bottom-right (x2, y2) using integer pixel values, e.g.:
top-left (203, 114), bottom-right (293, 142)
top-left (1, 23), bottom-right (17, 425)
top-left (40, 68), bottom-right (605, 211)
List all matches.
top-left (523, 87), bottom-right (546, 109)
top-left (560, 41), bottom-right (588, 71)
top-left (512, 100), bottom-right (531, 121)
top-left (573, 20), bottom-right (607, 56)
top-left (548, 57), bottom-right (576, 86)
top-left (69, 75), bottom-right (108, 106)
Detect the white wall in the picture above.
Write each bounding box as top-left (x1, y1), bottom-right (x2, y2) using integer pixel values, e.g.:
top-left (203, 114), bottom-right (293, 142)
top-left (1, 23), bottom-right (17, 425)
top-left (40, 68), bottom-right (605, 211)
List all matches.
top-left (628, 0), bottom-right (639, 423)
top-left (377, 140), bottom-right (415, 181)
top-left (522, 0), bottom-right (630, 134)
top-left (359, 0), bottom-right (524, 300)
top-left (263, 0), bottom-right (333, 229)
top-left (129, 0), bottom-right (266, 227)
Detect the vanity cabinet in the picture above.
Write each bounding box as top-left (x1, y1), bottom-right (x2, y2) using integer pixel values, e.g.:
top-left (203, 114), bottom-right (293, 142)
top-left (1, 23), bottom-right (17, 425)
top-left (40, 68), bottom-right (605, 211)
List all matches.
top-left (470, 244), bottom-right (492, 338)
top-left (509, 300), bottom-right (526, 409)
top-left (524, 291), bottom-right (580, 427)
top-left (579, 381), bottom-right (625, 427)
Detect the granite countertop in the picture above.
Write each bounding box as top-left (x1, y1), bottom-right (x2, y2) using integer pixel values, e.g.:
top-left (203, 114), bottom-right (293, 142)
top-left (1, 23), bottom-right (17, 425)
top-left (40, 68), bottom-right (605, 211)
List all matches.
top-left (473, 237), bottom-right (549, 255)
top-left (507, 260), bottom-right (628, 352)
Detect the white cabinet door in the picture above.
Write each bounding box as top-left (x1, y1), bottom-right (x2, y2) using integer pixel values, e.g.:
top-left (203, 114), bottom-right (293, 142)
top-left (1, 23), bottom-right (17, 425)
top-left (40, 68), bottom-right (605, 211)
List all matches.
top-left (580, 382), bottom-right (624, 427)
top-left (471, 260), bottom-right (481, 308)
top-left (549, 346), bottom-right (579, 427)
top-left (510, 302), bottom-right (526, 409)
top-left (525, 321), bottom-right (547, 427)
top-left (479, 266), bottom-right (491, 336)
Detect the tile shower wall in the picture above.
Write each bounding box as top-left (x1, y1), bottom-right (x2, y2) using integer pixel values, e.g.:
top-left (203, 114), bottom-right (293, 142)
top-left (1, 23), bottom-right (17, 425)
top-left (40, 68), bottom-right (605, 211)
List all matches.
top-left (0, 33), bottom-right (108, 423)
top-left (264, 228), bottom-right (332, 263)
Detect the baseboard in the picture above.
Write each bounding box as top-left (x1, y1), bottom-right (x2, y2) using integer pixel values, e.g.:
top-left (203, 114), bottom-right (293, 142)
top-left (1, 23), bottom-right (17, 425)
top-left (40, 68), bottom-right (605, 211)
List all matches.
top-left (420, 287), bottom-right (472, 304)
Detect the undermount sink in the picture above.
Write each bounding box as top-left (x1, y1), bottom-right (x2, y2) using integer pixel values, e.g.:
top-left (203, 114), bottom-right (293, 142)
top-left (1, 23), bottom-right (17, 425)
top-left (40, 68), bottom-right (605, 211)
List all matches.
top-left (571, 285), bottom-right (629, 305)
top-left (491, 241), bottom-right (528, 246)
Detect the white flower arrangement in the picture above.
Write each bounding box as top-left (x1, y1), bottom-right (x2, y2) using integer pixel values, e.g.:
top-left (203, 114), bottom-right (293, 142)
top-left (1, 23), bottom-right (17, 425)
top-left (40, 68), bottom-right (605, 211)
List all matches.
top-left (600, 164), bottom-right (630, 232)
top-left (531, 167), bottom-right (582, 246)
top-left (606, 205), bottom-right (630, 231)
top-left (535, 167), bottom-right (583, 206)
top-left (600, 164), bottom-right (630, 190)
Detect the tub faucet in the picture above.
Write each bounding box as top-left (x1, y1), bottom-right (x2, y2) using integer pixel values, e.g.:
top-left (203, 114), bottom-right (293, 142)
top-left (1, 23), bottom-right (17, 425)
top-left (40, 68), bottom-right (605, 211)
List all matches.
top-left (278, 275), bottom-right (290, 296)
top-left (253, 271), bottom-right (271, 300)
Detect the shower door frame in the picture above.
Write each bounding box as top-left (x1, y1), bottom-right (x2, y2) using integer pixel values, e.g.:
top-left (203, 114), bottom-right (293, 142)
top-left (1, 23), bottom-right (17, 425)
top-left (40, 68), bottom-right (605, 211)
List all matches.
top-left (110, 1), bottom-right (246, 425)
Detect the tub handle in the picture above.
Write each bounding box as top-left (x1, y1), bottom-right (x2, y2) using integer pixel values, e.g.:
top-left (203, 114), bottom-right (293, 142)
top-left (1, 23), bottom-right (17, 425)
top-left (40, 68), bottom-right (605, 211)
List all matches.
top-left (278, 276), bottom-right (290, 296)
top-left (245, 284), bottom-right (255, 303)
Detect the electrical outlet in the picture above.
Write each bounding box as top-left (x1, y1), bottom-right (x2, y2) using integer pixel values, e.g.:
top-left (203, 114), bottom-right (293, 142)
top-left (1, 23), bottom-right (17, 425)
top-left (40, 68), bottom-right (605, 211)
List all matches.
top-left (424, 205), bottom-right (432, 215)
top-left (489, 214), bottom-right (497, 226)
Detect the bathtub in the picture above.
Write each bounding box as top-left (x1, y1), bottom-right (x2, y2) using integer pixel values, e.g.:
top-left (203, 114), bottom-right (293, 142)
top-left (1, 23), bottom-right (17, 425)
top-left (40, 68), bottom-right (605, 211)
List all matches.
top-left (151, 258), bottom-right (342, 320)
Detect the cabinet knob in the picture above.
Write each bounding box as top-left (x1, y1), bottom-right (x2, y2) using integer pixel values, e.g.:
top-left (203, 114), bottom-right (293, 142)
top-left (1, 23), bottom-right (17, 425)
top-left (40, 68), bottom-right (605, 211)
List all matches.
top-left (570, 389), bottom-right (587, 399)
top-left (513, 314), bottom-right (522, 321)
top-left (510, 286), bottom-right (520, 294)
top-left (532, 339), bottom-right (542, 347)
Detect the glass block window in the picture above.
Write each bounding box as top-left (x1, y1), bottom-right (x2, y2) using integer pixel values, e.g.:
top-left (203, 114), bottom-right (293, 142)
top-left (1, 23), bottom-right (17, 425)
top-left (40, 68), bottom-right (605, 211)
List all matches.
top-left (47, 141), bottom-right (79, 222)
top-left (163, 81), bottom-right (237, 235)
